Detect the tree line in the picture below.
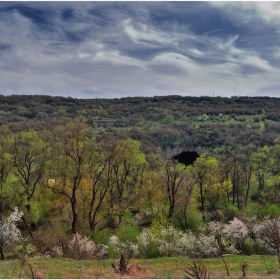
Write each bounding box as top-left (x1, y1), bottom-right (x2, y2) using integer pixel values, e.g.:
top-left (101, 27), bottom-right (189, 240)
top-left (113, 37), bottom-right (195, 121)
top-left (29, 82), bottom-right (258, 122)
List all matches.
top-left (1, 119), bottom-right (280, 240)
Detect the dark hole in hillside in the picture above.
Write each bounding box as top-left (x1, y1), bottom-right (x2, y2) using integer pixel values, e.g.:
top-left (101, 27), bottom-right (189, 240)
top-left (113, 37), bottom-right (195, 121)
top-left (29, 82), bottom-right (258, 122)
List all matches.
top-left (173, 151), bottom-right (199, 166)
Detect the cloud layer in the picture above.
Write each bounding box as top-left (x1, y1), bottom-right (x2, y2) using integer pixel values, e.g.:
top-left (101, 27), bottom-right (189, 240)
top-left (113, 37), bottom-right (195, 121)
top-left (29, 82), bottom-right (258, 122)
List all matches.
top-left (0, 1), bottom-right (280, 98)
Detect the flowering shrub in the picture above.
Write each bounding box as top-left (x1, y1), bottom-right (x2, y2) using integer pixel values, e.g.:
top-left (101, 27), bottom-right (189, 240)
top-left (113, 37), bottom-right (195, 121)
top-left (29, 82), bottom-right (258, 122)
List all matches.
top-left (0, 207), bottom-right (23, 260)
top-left (137, 225), bottom-right (219, 258)
top-left (109, 235), bottom-right (138, 258)
top-left (255, 217), bottom-right (280, 263)
top-left (68, 233), bottom-right (108, 260)
top-left (223, 218), bottom-right (248, 240)
top-left (137, 228), bottom-right (159, 258)
top-left (152, 226), bottom-right (184, 257)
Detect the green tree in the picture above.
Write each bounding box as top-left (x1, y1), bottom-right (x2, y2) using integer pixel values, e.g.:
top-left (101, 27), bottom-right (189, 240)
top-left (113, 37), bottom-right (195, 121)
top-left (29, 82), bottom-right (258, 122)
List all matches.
top-left (48, 121), bottom-right (90, 234)
top-left (8, 130), bottom-right (50, 230)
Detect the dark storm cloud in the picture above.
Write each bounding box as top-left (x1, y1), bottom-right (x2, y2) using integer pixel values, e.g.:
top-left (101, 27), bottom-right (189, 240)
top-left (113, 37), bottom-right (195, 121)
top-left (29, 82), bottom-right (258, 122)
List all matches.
top-left (0, 1), bottom-right (280, 98)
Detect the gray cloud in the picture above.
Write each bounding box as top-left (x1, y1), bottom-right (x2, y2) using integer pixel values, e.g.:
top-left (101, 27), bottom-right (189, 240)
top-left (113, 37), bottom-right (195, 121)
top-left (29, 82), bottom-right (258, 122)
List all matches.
top-left (0, 2), bottom-right (280, 98)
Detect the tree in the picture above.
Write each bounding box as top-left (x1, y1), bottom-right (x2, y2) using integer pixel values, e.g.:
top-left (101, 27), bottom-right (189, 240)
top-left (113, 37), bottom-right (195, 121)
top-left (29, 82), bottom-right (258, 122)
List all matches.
top-left (163, 160), bottom-right (188, 219)
top-left (8, 130), bottom-right (49, 210)
top-left (252, 139), bottom-right (280, 204)
top-left (191, 155), bottom-right (218, 215)
top-left (191, 154), bottom-right (232, 218)
top-left (256, 217), bottom-right (280, 264)
top-left (8, 130), bottom-right (50, 232)
top-left (48, 121), bottom-right (91, 234)
top-left (0, 207), bottom-right (23, 260)
top-left (107, 139), bottom-right (146, 225)
top-left (86, 140), bottom-right (117, 233)
top-left (0, 126), bottom-right (12, 213)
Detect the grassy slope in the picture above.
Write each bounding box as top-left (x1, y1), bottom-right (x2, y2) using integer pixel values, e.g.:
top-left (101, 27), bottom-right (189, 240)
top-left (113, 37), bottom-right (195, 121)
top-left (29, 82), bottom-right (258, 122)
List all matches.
top-left (1, 255), bottom-right (280, 279)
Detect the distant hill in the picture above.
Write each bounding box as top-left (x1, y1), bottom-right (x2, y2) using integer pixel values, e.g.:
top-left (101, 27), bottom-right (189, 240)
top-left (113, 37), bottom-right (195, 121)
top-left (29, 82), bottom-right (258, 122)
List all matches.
top-left (1, 94), bottom-right (280, 152)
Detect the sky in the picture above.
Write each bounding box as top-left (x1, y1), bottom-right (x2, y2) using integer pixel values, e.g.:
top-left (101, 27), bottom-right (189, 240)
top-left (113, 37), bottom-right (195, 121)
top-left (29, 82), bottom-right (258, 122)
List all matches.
top-left (1, 1), bottom-right (280, 99)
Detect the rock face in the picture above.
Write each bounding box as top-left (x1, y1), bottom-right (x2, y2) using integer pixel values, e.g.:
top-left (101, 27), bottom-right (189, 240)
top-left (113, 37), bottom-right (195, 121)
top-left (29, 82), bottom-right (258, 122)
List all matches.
top-left (173, 151), bottom-right (199, 166)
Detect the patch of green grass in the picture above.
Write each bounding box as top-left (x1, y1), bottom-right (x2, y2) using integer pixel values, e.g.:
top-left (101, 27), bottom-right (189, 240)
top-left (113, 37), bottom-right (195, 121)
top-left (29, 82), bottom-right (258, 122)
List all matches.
top-left (0, 255), bottom-right (279, 278)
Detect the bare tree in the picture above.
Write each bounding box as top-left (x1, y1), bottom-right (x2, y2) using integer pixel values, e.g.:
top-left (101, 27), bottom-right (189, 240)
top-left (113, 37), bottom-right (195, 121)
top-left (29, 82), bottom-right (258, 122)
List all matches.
top-left (183, 259), bottom-right (210, 279)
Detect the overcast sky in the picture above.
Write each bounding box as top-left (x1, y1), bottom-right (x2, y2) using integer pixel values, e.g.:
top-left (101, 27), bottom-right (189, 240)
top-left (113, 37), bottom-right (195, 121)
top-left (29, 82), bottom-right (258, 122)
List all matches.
top-left (1, 1), bottom-right (280, 99)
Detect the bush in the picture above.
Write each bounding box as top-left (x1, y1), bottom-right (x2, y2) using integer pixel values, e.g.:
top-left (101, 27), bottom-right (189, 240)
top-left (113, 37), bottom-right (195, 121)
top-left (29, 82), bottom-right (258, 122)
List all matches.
top-left (224, 205), bottom-right (240, 221)
top-left (32, 227), bottom-right (68, 258)
top-left (258, 204), bottom-right (280, 219)
top-left (137, 228), bottom-right (160, 259)
top-left (244, 203), bottom-right (280, 219)
top-left (175, 203), bottom-right (203, 232)
top-left (236, 239), bottom-right (269, 255)
top-left (114, 224), bottom-right (141, 243)
top-left (68, 233), bottom-right (108, 260)
top-left (92, 227), bottom-right (113, 245)
top-left (0, 207), bottom-right (23, 260)
top-left (108, 235), bottom-right (139, 259)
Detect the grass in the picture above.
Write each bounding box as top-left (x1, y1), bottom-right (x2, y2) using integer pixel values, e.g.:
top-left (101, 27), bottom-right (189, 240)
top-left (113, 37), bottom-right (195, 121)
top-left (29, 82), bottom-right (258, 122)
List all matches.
top-left (0, 255), bottom-right (280, 279)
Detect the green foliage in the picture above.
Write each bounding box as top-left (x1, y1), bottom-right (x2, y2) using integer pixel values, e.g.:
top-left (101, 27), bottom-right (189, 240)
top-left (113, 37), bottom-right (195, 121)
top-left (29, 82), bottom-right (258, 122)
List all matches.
top-left (92, 228), bottom-right (113, 245)
top-left (244, 203), bottom-right (280, 219)
top-left (107, 244), bottom-right (118, 259)
top-left (30, 198), bottom-right (52, 225)
top-left (138, 239), bottom-right (160, 259)
top-left (114, 224), bottom-right (141, 243)
top-left (258, 204), bottom-right (280, 219)
top-left (37, 111), bottom-right (48, 119)
top-left (56, 107), bottom-right (67, 115)
top-left (224, 205), bottom-right (240, 221)
top-left (183, 208), bottom-right (203, 232)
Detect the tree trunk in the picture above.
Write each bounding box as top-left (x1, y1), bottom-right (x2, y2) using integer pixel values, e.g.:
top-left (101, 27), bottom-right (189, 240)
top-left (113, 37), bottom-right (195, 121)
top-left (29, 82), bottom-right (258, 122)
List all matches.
top-left (0, 246), bottom-right (4, 260)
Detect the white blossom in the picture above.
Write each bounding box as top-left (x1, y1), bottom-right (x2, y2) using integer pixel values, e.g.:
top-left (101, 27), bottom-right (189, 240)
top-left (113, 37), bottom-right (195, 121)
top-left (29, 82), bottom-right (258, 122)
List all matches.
top-left (68, 233), bottom-right (108, 260)
top-left (0, 207), bottom-right (23, 258)
top-left (109, 235), bottom-right (138, 257)
top-left (223, 217), bottom-right (248, 240)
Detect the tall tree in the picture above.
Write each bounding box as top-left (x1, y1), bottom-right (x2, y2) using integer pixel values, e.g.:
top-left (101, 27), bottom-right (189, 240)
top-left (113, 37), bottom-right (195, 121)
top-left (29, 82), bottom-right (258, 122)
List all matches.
top-left (108, 139), bottom-right (146, 225)
top-left (164, 160), bottom-right (187, 219)
top-left (8, 130), bottom-right (49, 222)
top-left (48, 121), bottom-right (90, 234)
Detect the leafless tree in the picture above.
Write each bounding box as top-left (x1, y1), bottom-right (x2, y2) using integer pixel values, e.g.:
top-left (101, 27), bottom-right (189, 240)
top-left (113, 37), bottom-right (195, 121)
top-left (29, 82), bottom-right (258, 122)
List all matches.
top-left (183, 259), bottom-right (210, 279)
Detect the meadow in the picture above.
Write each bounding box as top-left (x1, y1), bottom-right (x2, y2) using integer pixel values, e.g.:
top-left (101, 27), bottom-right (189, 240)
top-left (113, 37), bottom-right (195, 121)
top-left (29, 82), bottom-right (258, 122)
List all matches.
top-left (0, 255), bottom-right (280, 279)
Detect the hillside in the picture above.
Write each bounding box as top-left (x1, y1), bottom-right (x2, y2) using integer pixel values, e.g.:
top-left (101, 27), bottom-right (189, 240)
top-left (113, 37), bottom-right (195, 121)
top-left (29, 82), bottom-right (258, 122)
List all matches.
top-left (1, 94), bottom-right (280, 272)
top-left (0, 94), bottom-right (280, 153)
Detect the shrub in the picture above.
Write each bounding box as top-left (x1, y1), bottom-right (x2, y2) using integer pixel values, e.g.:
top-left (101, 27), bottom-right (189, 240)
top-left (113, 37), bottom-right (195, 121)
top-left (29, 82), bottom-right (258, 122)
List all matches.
top-left (0, 207), bottom-right (23, 260)
top-left (68, 233), bottom-right (108, 260)
top-left (15, 243), bottom-right (37, 258)
top-left (183, 259), bottom-right (210, 279)
top-left (137, 228), bottom-right (160, 258)
top-left (224, 205), bottom-right (240, 221)
top-left (258, 204), bottom-right (280, 219)
top-left (255, 217), bottom-right (280, 263)
top-left (32, 227), bottom-right (68, 258)
top-left (108, 235), bottom-right (138, 259)
top-left (175, 203), bottom-right (203, 232)
top-left (223, 218), bottom-right (248, 240)
top-left (152, 226), bottom-right (184, 257)
top-left (92, 227), bottom-right (112, 245)
top-left (114, 224), bottom-right (141, 243)
top-left (147, 225), bottom-right (219, 258)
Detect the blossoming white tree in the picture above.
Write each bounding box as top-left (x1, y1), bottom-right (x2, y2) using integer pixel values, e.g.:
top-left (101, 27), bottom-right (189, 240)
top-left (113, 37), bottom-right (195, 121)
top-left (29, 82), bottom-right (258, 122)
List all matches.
top-left (0, 207), bottom-right (23, 260)
top-left (68, 233), bottom-right (108, 260)
top-left (223, 217), bottom-right (248, 240)
top-left (256, 217), bottom-right (280, 264)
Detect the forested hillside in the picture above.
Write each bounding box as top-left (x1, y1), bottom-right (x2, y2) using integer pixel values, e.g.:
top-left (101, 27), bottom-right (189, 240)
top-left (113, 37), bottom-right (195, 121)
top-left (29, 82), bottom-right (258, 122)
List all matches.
top-left (1, 94), bottom-right (280, 272)
top-left (1, 94), bottom-right (280, 151)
